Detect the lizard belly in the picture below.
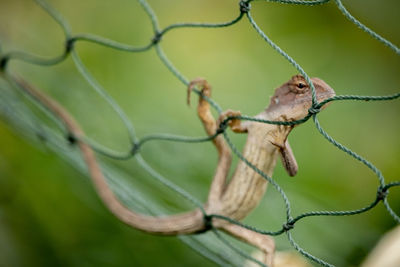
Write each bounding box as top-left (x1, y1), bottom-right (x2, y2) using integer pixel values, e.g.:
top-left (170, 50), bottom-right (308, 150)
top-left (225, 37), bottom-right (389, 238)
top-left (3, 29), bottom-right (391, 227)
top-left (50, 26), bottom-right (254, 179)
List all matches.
top-left (219, 124), bottom-right (279, 221)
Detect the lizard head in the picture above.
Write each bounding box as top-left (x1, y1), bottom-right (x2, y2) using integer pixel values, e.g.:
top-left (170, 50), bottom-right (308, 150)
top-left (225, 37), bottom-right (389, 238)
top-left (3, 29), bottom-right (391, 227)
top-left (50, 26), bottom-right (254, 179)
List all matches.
top-left (265, 75), bottom-right (335, 176)
top-left (266, 74), bottom-right (335, 121)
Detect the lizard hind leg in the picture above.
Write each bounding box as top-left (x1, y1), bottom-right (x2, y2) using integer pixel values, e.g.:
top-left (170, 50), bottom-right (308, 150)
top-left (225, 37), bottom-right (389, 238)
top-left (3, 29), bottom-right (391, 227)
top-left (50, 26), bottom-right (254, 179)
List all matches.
top-left (218, 222), bottom-right (276, 267)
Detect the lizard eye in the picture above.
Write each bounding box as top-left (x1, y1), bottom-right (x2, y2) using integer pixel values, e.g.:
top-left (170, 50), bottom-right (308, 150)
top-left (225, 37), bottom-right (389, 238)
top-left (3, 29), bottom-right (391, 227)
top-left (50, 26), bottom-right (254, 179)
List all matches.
top-left (297, 82), bottom-right (306, 89)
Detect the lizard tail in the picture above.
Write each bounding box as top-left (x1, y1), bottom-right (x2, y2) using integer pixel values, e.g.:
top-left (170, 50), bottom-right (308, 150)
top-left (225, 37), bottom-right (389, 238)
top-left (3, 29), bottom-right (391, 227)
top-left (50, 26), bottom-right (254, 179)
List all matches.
top-left (14, 76), bottom-right (206, 235)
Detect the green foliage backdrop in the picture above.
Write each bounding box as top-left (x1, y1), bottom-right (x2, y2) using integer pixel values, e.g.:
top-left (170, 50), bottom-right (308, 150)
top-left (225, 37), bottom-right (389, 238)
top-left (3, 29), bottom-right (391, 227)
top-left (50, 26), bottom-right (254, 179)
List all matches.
top-left (0, 0), bottom-right (399, 266)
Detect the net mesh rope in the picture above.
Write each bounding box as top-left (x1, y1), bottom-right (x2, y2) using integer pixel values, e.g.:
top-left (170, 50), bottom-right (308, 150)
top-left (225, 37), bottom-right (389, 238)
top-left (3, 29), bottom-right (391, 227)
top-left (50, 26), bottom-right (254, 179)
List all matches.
top-left (0, 0), bottom-right (399, 266)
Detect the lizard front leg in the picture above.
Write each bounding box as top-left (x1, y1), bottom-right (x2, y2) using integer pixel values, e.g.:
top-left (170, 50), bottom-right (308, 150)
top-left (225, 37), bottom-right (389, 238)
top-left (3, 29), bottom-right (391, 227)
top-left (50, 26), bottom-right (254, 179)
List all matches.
top-left (217, 109), bottom-right (249, 133)
top-left (188, 78), bottom-right (233, 205)
top-left (269, 116), bottom-right (298, 177)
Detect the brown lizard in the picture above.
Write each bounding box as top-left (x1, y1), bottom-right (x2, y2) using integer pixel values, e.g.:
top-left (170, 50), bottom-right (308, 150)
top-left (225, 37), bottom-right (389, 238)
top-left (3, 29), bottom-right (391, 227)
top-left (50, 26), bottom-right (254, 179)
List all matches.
top-left (11, 74), bottom-right (335, 266)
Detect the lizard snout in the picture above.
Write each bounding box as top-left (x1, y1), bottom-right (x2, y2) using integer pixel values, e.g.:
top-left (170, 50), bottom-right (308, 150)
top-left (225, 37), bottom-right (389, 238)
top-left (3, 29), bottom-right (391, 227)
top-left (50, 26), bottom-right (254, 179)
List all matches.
top-left (311, 77), bottom-right (336, 105)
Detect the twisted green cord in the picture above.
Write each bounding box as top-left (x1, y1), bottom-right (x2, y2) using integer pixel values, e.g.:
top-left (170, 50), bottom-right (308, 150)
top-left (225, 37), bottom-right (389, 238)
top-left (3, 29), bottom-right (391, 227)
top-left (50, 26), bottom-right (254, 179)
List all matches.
top-left (250, 0), bottom-right (330, 5)
top-left (245, 10), bottom-right (319, 107)
top-left (287, 232), bottom-right (334, 267)
top-left (71, 50), bottom-right (138, 145)
top-left (34, 0), bottom-right (71, 36)
top-left (1, 0), bottom-right (399, 266)
top-left (313, 115), bottom-right (385, 186)
top-left (212, 229), bottom-right (267, 267)
top-left (335, 0), bottom-right (400, 55)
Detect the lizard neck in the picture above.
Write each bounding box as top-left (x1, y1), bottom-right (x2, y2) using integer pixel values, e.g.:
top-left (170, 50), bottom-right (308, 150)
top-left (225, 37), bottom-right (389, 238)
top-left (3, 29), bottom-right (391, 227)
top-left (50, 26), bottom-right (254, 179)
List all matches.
top-left (219, 111), bottom-right (280, 220)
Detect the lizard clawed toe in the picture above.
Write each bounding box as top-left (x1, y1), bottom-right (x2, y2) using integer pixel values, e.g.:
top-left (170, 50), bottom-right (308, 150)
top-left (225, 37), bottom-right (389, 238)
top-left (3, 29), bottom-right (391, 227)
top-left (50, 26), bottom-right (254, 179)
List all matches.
top-left (217, 110), bottom-right (244, 133)
top-left (187, 78), bottom-right (211, 106)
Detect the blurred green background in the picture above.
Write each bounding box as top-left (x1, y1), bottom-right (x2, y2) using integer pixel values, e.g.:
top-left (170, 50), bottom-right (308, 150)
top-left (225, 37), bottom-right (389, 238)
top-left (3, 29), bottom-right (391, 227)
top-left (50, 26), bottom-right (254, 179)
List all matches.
top-left (0, 0), bottom-right (399, 266)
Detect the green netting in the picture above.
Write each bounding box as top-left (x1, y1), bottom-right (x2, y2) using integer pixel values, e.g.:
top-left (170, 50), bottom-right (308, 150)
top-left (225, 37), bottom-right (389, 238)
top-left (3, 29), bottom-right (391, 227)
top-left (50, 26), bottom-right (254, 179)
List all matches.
top-left (0, 0), bottom-right (399, 266)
